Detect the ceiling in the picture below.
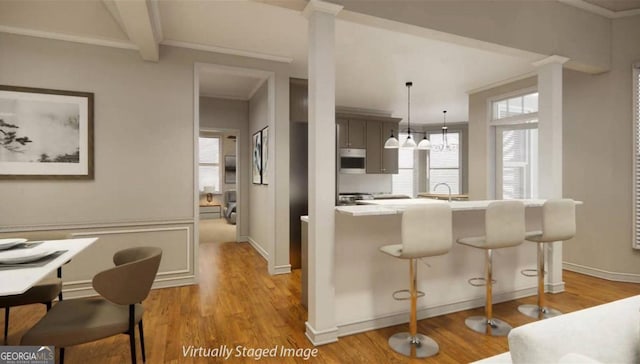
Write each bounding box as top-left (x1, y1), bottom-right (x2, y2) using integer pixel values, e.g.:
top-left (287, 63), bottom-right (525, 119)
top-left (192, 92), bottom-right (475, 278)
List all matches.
top-left (0, 0), bottom-right (544, 124)
top-left (199, 68), bottom-right (266, 101)
top-left (583, 0), bottom-right (640, 11)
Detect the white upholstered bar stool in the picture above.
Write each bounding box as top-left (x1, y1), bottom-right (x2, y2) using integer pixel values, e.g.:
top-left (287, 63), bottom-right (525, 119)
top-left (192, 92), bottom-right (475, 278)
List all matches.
top-left (518, 199), bottom-right (576, 319)
top-left (379, 204), bottom-right (452, 358)
top-left (457, 200), bottom-right (525, 336)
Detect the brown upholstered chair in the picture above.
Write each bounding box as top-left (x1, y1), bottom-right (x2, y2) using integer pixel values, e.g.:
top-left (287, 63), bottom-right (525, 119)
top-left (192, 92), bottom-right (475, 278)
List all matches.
top-left (21, 247), bottom-right (162, 364)
top-left (1, 267), bottom-right (63, 344)
top-left (0, 233), bottom-right (68, 344)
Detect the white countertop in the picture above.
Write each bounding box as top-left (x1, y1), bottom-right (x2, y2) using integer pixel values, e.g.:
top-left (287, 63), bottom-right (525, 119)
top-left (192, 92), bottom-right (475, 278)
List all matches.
top-left (336, 199), bottom-right (581, 216)
top-left (0, 237), bottom-right (98, 296)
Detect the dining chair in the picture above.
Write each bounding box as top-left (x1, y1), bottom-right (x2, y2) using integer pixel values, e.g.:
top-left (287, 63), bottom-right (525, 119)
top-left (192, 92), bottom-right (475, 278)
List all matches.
top-left (1, 234), bottom-right (69, 344)
top-left (0, 270), bottom-right (62, 344)
top-left (21, 246), bottom-right (162, 364)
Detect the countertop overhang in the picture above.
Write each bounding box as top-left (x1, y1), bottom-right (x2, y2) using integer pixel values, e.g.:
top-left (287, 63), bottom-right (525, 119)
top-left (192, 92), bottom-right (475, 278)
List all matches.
top-left (335, 198), bottom-right (582, 216)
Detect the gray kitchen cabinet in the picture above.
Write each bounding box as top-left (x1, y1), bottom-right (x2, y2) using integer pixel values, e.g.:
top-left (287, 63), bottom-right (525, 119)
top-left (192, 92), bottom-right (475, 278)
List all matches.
top-left (381, 122), bottom-right (399, 174)
top-left (337, 118), bottom-right (366, 149)
top-left (366, 121), bottom-right (398, 174)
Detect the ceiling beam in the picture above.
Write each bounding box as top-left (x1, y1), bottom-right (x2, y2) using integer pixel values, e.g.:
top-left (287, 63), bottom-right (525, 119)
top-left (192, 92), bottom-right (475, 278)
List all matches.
top-left (104, 0), bottom-right (159, 61)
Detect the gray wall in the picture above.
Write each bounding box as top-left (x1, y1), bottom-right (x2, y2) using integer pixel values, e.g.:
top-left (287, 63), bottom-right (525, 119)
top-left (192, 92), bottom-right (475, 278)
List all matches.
top-left (199, 97), bottom-right (248, 238)
top-left (249, 82), bottom-right (270, 255)
top-left (563, 15), bottom-right (640, 275)
top-left (468, 15), bottom-right (640, 277)
top-left (337, 0), bottom-right (611, 73)
top-left (468, 77), bottom-right (538, 200)
top-left (0, 32), bottom-right (293, 294)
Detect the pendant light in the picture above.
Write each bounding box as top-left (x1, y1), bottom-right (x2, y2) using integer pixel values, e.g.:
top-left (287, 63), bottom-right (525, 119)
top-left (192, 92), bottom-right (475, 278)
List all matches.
top-left (400, 82), bottom-right (416, 148)
top-left (441, 110), bottom-right (449, 149)
top-left (417, 133), bottom-right (431, 150)
top-left (383, 129), bottom-right (399, 148)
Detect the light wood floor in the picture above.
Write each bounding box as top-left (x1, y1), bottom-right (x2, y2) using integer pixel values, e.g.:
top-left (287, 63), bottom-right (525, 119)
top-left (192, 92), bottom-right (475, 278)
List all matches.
top-left (4, 241), bottom-right (640, 363)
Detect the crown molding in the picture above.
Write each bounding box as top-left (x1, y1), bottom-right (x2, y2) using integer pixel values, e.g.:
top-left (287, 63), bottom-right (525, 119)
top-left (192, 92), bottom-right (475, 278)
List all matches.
top-left (303, 0), bottom-right (343, 18)
top-left (0, 25), bottom-right (138, 50)
top-left (559, 0), bottom-right (640, 18)
top-left (162, 39), bottom-right (293, 63)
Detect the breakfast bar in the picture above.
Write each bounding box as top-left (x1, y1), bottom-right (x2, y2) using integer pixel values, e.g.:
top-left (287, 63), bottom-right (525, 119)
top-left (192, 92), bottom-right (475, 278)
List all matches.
top-left (305, 199), bottom-right (578, 340)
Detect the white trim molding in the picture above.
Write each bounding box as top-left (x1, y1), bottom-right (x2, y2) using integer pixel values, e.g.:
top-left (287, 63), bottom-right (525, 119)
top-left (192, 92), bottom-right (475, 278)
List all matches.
top-left (302, 0), bottom-right (344, 18)
top-left (305, 322), bottom-right (339, 346)
top-left (247, 237), bottom-right (269, 261)
top-left (163, 40), bottom-right (293, 63)
top-left (533, 55), bottom-right (570, 68)
top-left (563, 262), bottom-right (640, 283)
top-left (0, 25), bottom-right (138, 50)
top-left (0, 218), bottom-right (195, 233)
top-left (273, 264), bottom-right (292, 275)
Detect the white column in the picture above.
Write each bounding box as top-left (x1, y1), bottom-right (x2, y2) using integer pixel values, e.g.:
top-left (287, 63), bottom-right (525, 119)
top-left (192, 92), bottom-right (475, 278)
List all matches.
top-left (535, 55), bottom-right (569, 293)
top-left (303, 0), bottom-right (342, 345)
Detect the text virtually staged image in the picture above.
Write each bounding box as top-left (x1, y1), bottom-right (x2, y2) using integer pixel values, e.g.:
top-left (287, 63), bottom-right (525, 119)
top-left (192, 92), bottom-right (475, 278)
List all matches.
top-left (0, 0), bottom-right (639, 363)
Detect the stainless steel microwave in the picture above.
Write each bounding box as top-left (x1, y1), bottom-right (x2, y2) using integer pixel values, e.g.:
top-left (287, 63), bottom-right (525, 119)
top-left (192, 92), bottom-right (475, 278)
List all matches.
top-left (339, 148), bottom-right (366, 174)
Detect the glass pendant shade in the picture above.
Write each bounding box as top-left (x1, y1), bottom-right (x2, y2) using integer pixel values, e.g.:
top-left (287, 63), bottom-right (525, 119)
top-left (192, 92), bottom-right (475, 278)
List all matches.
top-left (384, 134), bottom-right (399, 149)
top-left (417, 136), bottom-right (431, 150)
top-left (401, 135), bottom-right (417, 148)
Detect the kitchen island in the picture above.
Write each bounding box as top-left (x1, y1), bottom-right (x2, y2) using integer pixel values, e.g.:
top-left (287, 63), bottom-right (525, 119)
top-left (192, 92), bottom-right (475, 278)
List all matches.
top-left (305, 199), bottom-right (578, 342)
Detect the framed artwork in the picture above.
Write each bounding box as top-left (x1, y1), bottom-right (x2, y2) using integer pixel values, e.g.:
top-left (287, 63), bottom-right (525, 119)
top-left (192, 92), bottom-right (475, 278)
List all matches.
top-left (0, 85), bottom-right (94, 179)
top-left (252, 130), bottom-right (262, 184)
top-left (261, 126), bottom-right (269, 185)
top-left (224, 155), bottom-right (236, 184)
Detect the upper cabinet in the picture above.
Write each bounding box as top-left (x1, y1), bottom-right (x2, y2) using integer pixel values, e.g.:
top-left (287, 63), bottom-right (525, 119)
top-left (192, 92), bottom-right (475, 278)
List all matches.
top-left (337, 118), bottom-right (366, 149)
top-left (337, 112), bottom-right (400, 174)
top-left (366, 121), bottom-right (399, 174)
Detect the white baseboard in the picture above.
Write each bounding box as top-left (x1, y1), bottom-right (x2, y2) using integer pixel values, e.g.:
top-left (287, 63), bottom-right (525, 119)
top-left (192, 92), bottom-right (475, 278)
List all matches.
top-left (305, 322), bottom-right (339, 346)
top-left (274, 264), bottom-right (292, 275)
top-left (547, 281), bottom-right (565, 293)
top-left (563, 262), bottom-right (640, 283)
top-left (336, 286), bottom-right (538, 338)
top-left (247, 237), bottom-right (269, 261)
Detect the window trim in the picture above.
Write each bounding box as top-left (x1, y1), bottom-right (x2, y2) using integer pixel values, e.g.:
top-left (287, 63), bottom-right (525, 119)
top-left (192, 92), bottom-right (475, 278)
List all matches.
top-left (198, 134), bottom-right (222, 193)
top-left (632, 64), bottom-right (640, 249)
top-left (489, 86), bottom-right (539, 125)
top-left (495, 123), bottom-right (538, 200)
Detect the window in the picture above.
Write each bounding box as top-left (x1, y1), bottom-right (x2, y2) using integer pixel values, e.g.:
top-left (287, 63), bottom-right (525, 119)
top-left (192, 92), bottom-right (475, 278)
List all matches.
top-left (392, 133), bottom-right (415, 197)
top-left (428, 131), bottom-right (461, 194)
top-left (199, 136), bottom-right (220, 192)
top-left (633, 65), bottom-right (640, 249)
top-left (492, 91), bottom-right (539, 199)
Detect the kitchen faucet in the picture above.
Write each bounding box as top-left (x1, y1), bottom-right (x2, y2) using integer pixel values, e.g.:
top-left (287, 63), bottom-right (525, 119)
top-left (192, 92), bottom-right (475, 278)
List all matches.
top-left (433, 183), bottom-right (452, 202)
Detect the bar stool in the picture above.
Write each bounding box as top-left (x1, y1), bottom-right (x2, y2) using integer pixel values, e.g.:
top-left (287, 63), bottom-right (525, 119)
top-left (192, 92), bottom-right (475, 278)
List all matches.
top-left (518, 199), bottom-right (576, 319)
top-left (379, 203), bottom-right (452, 358)
top-left (457, 200), bottom-right (525, 336)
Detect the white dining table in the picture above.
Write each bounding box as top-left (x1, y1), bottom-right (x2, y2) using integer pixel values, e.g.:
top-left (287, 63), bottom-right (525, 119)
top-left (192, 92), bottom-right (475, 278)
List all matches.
top-left (0, 237), bottom-right (98, 296)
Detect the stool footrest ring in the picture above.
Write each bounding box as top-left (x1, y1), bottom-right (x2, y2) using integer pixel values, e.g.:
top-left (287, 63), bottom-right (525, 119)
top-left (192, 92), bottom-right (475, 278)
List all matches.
top-left (392, 289), bottom-right (425, 301)
top-left (520, 268), bottom-right (546, 277)
top-left (468, 277), bottom-right (497, 287)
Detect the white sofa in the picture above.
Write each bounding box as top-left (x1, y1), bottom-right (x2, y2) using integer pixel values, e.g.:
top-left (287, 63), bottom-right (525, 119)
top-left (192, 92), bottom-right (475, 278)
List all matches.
top-left (474, 295), bottom-right (640, 363)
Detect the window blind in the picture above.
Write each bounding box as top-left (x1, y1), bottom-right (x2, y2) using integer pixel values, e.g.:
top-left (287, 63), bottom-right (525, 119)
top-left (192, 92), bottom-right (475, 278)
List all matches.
top-left (634, 66), bottom-right (640, 249)
top-left (392, 133), bottom-right (415, 197)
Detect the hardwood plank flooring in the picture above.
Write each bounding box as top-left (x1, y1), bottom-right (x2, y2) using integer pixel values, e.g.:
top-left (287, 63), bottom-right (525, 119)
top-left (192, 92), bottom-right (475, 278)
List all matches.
top-left (3, 241), bottom-right (640, 363)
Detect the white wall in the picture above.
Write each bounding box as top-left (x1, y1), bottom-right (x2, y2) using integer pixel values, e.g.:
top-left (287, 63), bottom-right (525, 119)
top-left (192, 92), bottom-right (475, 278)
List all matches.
top-left (199, 97), bottom-right (248, 238)
top-left (338, 174), bottom-right (391, 194)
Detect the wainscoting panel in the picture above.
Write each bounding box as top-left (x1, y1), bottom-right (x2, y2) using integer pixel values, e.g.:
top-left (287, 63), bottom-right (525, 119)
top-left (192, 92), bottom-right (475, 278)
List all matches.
top-left (0, 221), bottom-right (196, 298)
